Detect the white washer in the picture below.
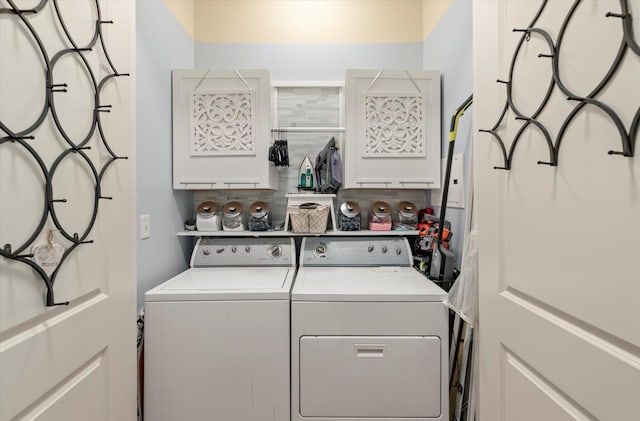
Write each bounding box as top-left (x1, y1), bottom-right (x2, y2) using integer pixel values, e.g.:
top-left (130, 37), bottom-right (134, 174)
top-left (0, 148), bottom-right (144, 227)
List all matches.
top-left (292, 237), bottom-right (449, 421)
top-left (144, 237), bottom-right (295, 421)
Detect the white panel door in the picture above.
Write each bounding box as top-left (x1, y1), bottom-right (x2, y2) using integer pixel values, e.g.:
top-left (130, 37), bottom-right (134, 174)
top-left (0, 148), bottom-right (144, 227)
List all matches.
top-left (0, 1), bottom-right (136, 420)
top-left (474, 1), bottom-right (640, 420)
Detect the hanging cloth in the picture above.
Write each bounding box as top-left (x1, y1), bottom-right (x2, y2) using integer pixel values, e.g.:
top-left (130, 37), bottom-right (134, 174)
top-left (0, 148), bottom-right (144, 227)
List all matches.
top-left (444, 226), bottom-right (479, 326)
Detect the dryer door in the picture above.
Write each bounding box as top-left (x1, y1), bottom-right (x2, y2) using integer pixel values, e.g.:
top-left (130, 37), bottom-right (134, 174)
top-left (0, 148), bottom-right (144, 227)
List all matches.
top-left (299, 335), bottom-right (441, 418)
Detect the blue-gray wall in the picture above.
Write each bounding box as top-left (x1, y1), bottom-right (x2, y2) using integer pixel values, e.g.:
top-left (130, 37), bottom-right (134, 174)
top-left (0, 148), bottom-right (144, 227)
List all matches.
top-left (195, 42), bottom-right (423, 81)
top-left (136, 1), bottom-right (194, 309)
top-left (423, 0), bottom-right (473, 265)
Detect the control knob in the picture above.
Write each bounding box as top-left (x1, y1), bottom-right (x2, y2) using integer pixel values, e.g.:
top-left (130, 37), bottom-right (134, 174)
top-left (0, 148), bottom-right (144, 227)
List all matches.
top-left (269, 245), bottom-right (283, 258)
top-left (314, 244), bottom-right (327, 258)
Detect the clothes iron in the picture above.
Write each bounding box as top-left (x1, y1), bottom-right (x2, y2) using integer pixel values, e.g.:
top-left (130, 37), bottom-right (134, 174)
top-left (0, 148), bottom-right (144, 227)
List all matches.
top-left (298, 155), bottom-right (315, 190)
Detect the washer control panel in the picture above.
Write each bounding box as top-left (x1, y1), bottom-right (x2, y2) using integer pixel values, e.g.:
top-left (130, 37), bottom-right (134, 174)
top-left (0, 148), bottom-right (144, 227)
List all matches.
top-left (301, 237), bottom-right (412, 267)
top-left (192, 237), bottom-right (295, 267)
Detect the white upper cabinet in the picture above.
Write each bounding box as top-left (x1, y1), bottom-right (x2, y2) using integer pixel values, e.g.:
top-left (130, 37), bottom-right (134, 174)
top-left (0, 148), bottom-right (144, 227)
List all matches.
top-left (344, 70), bottom-right (441, 189)
top-left (172, 69), bottom-right (277, 190)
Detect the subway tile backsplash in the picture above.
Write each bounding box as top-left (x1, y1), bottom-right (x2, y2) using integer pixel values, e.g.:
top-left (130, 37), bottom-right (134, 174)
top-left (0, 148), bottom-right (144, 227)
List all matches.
top-left (277, 86), bottom-right (340, 127)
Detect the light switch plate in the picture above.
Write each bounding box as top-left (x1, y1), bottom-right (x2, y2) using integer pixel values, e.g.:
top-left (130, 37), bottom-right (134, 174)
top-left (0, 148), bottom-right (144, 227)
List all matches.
top-left (431, 153), bottom-right (464, 209)
top-left (140, 214), bottom-right (151, 240)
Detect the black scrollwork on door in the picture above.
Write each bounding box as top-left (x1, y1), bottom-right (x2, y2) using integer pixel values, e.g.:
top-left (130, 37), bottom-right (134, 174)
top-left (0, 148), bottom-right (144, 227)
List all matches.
top-left (0, 0), bottom-right (130, 306)
top-left (479, 0), bottom-right (639, 170)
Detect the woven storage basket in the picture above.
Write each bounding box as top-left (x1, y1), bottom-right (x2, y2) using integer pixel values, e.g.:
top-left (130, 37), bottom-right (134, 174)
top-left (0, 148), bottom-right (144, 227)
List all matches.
top-left (288, 203), bottom-right (330, 234)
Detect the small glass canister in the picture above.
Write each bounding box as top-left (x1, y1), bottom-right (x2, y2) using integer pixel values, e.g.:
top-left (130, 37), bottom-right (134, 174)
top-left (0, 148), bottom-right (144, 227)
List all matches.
top-left (248, 201), bottom-right (271, 231)
top-left (395, 201), bottom-right (418, 230)
top-left (195, 201), bottom-right (221, 231)
top-left (368, 201), bottom-right (392, 231)
top-left (222, 201), bottom-right (246, 231)
top-left (338, 201), bottom-right (361, 231)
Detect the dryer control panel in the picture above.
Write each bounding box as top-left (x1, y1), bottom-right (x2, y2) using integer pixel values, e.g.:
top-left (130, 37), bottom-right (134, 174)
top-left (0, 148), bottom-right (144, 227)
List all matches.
top-left (301, 237), bottom-right (412, 267)
top-left (191, 237), bottom-right (295, 267)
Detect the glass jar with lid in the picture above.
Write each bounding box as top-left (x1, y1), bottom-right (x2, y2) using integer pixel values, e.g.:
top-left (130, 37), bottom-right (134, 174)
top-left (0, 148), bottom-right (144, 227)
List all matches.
top-left (222, 201), bottom-right (246, 231)
top-left (338, 201), bottom-right (361, 231)
top-left (248, 201), bottom-right (271, 231)
top-left (368, 201), bottom-right (392, 231)
top-left (196, 201), bottom-right (221, 231)
top-left (395, 201), bottom-right (418, 230)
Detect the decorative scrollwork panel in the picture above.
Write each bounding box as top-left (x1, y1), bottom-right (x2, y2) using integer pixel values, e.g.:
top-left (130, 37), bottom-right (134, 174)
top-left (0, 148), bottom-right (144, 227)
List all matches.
top-left (364, 95), bottom-right (425, 157)
top-left (191, 91), bottom-right (255, 156)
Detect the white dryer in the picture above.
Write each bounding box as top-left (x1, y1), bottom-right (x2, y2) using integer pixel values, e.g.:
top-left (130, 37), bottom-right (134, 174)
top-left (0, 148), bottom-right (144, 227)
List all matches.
top-left (292, 236), bottom-right (448, 421)
top-left (144, 237), bottom-right (295, 421)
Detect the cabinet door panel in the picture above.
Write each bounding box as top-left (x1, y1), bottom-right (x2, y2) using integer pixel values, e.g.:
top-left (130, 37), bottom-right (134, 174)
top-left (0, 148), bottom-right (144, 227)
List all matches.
top-left (345, 70), bottom-right (441, 189)
top-left (172, 69), bottom-right (276, 190)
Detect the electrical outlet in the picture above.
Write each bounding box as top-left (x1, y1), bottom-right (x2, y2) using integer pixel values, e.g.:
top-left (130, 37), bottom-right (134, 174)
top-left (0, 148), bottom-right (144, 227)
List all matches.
top-left (140, 214), bottom-right (151, 240)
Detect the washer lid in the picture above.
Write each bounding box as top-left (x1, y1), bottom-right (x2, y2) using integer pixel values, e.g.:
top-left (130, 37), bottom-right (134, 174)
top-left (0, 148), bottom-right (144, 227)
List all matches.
top-left (292, 267), bottom-right (446, 302)
top-left (145, 267), bottom-right (294, 301)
